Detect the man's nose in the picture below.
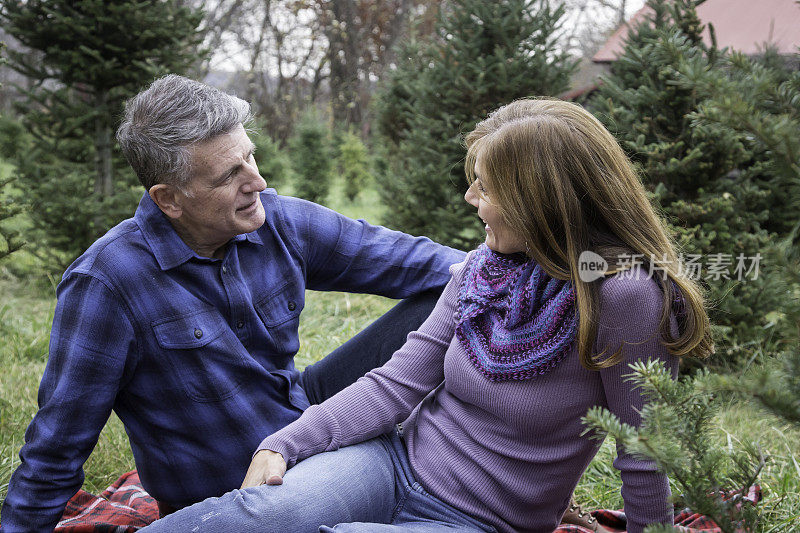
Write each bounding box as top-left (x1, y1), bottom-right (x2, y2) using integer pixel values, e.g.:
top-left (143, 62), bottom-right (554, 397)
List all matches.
top-left (242, 163), bottom-right (267, 192)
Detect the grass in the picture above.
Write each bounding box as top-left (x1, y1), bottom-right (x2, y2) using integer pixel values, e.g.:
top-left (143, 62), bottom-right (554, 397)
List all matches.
top-left (713, 403), bottom-right (800, 530)
top-left (0, 277), bottom-right (56, 502)
top-left (572, 401), bottom-right (800, 526)
top-left (1, 175), bottom-right (800, 530)
top-left (297, 291), bottom-right (395, 369)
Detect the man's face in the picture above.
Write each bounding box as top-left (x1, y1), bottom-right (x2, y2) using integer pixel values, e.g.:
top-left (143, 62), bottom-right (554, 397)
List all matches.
top-left (176, 124), bottom-right (267, 253)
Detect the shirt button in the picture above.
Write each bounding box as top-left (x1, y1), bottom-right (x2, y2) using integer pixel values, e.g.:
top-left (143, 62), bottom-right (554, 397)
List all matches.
top-left (222, 266), bottom-right (228, 274)
top-left (287, 301), bottom-right (296, 311)
top-left (236, 320), bottom-right (244, 329)
top-left (194, 328), bottom-right (203, 339)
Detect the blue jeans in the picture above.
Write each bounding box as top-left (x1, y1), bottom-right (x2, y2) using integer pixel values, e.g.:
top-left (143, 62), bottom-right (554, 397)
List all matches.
top-left (140, 428), bottom-right (496, 532)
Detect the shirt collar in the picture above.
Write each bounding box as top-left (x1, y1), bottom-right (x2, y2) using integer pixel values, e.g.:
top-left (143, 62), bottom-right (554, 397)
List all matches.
top-left (134, 193), bottom-right (263, 271)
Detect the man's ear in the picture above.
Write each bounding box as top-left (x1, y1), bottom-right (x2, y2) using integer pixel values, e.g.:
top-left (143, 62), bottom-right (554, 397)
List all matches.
top-left (149, 184), bottom-right (184, 219)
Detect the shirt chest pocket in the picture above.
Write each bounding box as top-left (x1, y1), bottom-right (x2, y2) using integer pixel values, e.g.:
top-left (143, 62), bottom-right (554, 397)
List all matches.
top-left (152, 308), bottom-right (249, 402)
top-left (255, 282), bottom-right (304, 356)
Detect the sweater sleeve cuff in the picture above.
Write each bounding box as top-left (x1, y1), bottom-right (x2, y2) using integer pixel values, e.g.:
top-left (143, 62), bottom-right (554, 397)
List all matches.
top-left (619, 468), bottom-right (674, 533)
top-left (255, 405), bottom-right (341, 468)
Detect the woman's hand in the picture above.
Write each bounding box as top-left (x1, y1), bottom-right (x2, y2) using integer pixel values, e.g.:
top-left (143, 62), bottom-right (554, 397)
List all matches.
top-left (240, 449), bottom-right (287, 488)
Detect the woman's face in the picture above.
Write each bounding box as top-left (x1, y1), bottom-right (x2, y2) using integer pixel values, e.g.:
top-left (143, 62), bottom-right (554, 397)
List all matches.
top-left (465, 154), bottom-right (527, 255)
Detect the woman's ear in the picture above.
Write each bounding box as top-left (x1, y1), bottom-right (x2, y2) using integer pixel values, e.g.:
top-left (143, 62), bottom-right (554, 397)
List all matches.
top-left (149, 184), bottom-right (183, 219)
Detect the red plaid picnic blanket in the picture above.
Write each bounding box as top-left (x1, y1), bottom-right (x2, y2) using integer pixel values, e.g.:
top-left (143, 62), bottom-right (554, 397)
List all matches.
top-left (42, 471), bottom-right (759, 532)
top-left (54, 471), bottom-right (157, 532)
top-left (555, 485), bottom-right (762, 533)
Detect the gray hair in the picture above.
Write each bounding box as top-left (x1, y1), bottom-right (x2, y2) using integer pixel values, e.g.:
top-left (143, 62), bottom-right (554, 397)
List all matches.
top-left (117, 74), bottom-right (252, 190)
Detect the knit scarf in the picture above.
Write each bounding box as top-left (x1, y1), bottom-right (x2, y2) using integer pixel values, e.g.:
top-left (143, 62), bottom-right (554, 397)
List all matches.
top-left (455, 245), bottom-right (578, 382)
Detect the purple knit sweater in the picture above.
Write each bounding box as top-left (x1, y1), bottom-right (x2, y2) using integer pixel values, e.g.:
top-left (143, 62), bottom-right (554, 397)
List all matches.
top-left (259, 253), bottom-right (678, 533)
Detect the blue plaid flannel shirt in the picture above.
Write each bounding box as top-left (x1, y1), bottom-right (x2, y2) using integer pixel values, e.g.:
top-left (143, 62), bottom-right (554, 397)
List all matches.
top-left (1, 190), bottom-right (464, 532)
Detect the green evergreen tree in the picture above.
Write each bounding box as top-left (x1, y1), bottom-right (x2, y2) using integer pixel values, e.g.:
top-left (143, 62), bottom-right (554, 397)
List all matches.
top-left (735, 237), bottom-right (800, 427)
top-left (696, 48), bottom-right (800, 425)
top-left (375, 0), bottom-right (577, 249)
top-left (0, 0), bottom-right (205, 270)
top-left (0, 170), bottom-right (23, 261)
top-left (289, 111), bottom-right (332, 204)
top-left (0, 44), bottom-right (25, 262)
top-left (0, 113), bottom-right (30, 161)
top-left (588, 0), bottom-right (783, 352)
top-left (337, 131), bottom-right (371, 202)
top-left (690, 47), bottom-right (800, 237)
top-left (253, 127), bottom-right (295, 193)
top-left (589, 0), bottom-right (735, 200)
top-left (583, 360), bottom-right (766, 533)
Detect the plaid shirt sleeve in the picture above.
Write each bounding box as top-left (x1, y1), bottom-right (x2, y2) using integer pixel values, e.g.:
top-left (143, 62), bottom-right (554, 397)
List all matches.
top-left (278, 196), bottom-right (465, 297)
top-left (1, 272), bottom-right (137, 533)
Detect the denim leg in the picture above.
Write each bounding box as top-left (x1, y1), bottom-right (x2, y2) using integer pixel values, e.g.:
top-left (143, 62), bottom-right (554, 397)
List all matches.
top-left (300, 288), bottom-right (441, 404)
top-left (139, 437), bottom-right (400, 533)
top-left (390, 482), bottom-right (497, 532)
top-left (320, 431), bottom-right (496, 533)
top-left (323, 521), bottom-right (491, 533)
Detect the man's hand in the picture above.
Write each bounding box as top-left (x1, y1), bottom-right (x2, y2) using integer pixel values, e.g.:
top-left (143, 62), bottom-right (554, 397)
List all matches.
top-left (240, 450), bottom-right (287, 488)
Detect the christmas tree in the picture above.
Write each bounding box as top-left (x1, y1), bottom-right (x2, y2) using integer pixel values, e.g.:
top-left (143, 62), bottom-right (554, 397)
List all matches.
top-left (0, 43), bottom-right (24, 261)
top-left (375, 0), bottom-right (576, 249)
top-left (290, 111), bottom-right (333, 204)
top-left (1, 0), bottom-right (205, 269)
top-left (337, 131), bottom-right (371, 202)
top-left (589, 0), bottom-right (783, 352)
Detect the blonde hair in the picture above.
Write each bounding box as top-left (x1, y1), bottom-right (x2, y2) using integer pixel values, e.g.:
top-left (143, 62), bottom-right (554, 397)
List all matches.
top-left (464, 98), bottom-right (713, 370)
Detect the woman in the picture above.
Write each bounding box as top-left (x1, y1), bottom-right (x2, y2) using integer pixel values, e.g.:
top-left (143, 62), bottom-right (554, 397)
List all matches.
top-left (142, 98), bottom-right (712, 533)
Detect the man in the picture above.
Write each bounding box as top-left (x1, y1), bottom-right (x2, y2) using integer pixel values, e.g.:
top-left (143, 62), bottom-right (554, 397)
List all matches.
top-left (1, 75), bottom-right (464, 531)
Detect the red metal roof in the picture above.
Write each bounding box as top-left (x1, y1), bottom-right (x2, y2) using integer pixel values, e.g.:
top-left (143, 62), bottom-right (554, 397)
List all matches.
top-left (593, 0), bottom-right (800, 63)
